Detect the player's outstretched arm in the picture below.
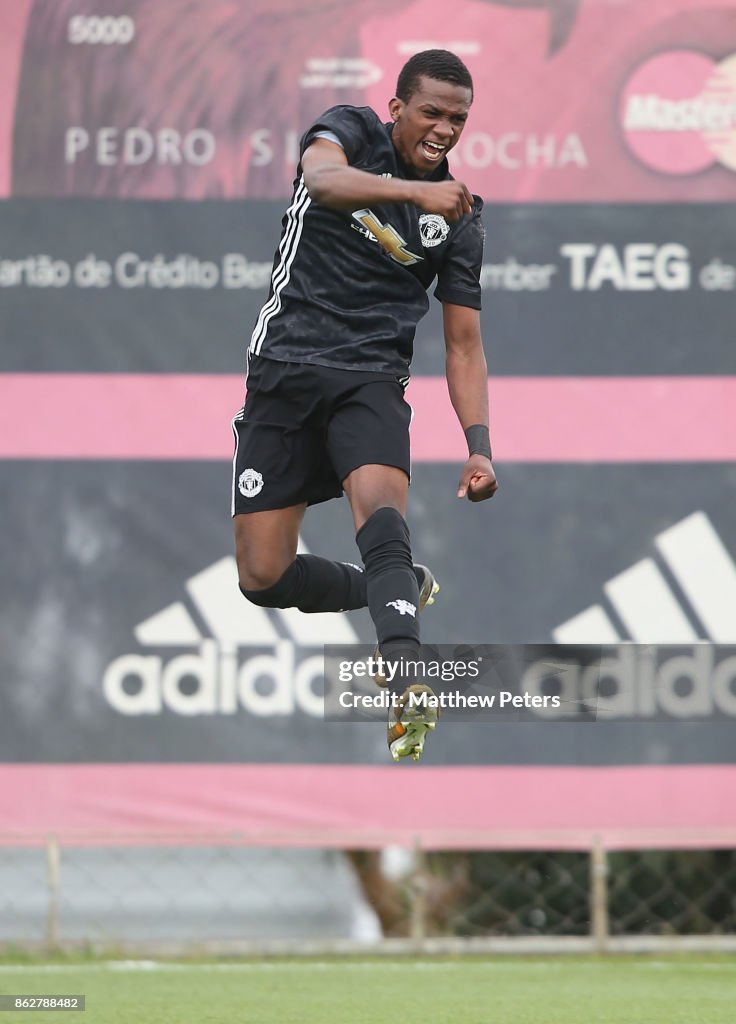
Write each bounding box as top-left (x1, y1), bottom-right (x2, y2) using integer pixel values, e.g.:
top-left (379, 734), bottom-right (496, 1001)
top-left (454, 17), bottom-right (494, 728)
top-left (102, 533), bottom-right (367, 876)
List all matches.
top-left (443, 302), bottom-right (498, 503)
top-left (302, 139), bottom-right (473, 221)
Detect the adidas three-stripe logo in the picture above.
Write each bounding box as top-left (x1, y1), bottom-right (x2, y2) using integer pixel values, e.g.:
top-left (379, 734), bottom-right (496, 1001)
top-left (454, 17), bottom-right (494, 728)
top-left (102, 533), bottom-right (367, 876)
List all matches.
top-left (102, 538), bottom-right (358, 718)
top-left (554, 512), bottom-right (736, 644)
top-left (134, 544), bottom-right (358, 649)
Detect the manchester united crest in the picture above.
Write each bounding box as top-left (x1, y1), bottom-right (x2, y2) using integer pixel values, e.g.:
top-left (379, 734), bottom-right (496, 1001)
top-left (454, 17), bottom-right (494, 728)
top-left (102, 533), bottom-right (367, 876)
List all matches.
top-left (238, 468), bottom-right (264, 498)
top-left (418, 213), bottom-right (450, 248)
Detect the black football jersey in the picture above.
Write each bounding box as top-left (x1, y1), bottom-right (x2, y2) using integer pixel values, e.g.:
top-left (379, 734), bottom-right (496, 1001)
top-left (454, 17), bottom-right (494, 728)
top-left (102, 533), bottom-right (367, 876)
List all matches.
top-left (248, 105), bottom-right (485, 376)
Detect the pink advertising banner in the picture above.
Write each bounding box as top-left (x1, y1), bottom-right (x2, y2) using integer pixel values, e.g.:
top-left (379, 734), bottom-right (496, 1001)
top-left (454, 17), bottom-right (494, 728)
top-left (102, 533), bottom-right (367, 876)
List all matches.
top-left (2, 764), bottom-right (736, 850)
top-left (2, 0), bottom-right (736, 202)
top-left (1, 374), bottom-right (735, 461)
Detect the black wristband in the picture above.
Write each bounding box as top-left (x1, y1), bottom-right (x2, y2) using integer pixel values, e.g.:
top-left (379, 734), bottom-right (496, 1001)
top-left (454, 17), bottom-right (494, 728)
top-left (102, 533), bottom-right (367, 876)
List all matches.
top-left (465, 423), bottom-right (492, 460)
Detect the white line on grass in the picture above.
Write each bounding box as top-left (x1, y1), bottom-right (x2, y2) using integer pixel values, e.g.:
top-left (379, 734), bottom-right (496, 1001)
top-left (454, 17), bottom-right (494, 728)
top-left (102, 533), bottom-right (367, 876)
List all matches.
top-left (0, 960), bottom-right (733, 974)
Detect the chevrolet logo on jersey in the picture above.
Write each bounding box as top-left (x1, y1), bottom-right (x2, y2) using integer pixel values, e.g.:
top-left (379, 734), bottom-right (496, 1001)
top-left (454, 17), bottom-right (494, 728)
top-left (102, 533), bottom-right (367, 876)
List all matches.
top-left (351, 208), bottom-right (423, 266)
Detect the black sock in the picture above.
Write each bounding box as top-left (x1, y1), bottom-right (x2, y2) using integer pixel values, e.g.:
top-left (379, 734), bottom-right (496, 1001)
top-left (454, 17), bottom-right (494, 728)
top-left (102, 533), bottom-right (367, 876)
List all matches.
top-left (379, 639), bottom-right (424, 697)
top-left (242, 556), bottom-right (427, 613)
top-left (356, 507), bottom-right (421, 655)
top-left (297, 554), bottom-right (368, 611)
top-left (242, 554), bottom-right (367, 611)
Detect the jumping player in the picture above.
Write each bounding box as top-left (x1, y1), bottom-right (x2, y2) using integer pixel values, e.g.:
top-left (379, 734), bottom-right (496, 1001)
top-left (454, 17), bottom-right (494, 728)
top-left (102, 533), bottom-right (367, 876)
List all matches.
top-left (232, 49), bottom-right (497, 761)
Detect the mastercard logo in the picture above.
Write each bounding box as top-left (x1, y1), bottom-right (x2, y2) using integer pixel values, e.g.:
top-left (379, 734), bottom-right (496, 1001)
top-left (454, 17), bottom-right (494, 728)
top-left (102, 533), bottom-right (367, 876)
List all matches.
top-left (620, 50), bottom-right (736, 174)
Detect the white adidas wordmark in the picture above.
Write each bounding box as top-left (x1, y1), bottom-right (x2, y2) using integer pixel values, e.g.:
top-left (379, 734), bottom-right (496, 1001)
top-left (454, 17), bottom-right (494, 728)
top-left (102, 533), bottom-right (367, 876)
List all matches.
top-left (553, 511), bottom-right (736, 644)
top-left (103, 538), bottom-right (358, 718)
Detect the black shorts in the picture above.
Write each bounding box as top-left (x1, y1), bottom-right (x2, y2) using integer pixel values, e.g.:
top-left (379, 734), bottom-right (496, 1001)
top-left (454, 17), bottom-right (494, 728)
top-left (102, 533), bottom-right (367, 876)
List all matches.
top-left (231, 356), bottom-right (412, 514)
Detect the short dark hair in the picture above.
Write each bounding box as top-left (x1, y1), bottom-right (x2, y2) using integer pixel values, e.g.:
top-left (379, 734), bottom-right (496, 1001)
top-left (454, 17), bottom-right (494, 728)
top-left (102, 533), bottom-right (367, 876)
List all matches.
top-left (395, 49), bottom-right (474, 103)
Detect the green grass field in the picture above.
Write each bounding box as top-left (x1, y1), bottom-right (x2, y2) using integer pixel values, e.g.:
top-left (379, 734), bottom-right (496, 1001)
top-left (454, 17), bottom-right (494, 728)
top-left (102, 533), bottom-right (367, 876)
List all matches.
top-left (0, 957), bottom-right (734, 1023)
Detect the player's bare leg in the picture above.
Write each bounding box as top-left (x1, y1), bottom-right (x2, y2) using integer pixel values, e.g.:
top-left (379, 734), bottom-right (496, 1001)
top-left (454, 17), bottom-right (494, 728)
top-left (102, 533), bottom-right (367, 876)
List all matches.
top-left (234, 504), bottom-right (306, 592)
top-left (342, 463), bottom-right (409, 532)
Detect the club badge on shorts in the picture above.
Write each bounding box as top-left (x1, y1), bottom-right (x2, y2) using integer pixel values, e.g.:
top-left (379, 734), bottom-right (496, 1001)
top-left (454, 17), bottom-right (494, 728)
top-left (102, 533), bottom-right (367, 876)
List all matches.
top-left (238, 468), bottom-right (264, 498)
top-left (418, 213), bottom-right (450, 248)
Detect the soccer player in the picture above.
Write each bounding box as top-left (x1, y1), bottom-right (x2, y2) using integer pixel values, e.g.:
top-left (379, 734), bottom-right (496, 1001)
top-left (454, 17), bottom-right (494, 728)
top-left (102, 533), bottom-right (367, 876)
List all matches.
top-left (232, 49), bottom-right (497, 761)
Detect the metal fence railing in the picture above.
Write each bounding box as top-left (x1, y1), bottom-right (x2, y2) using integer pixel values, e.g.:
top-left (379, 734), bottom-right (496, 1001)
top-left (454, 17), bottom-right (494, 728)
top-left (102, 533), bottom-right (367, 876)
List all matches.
top-left (1, 838), bottom-right (735, 955)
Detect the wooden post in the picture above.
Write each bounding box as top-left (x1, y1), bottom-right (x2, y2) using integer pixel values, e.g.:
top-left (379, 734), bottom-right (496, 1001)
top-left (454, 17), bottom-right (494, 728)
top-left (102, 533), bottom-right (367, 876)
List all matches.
top-left (46, 836), bottom-right (60, 952)
top-left (409, 839), bottom-right (428, 950)
top-left (590, 836), bottom-right (609, 953)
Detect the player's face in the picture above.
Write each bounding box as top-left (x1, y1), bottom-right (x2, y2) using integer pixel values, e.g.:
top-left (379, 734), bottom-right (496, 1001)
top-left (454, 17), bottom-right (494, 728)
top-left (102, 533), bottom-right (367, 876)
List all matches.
top-left (389, 77), bottom-right (472, 175)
